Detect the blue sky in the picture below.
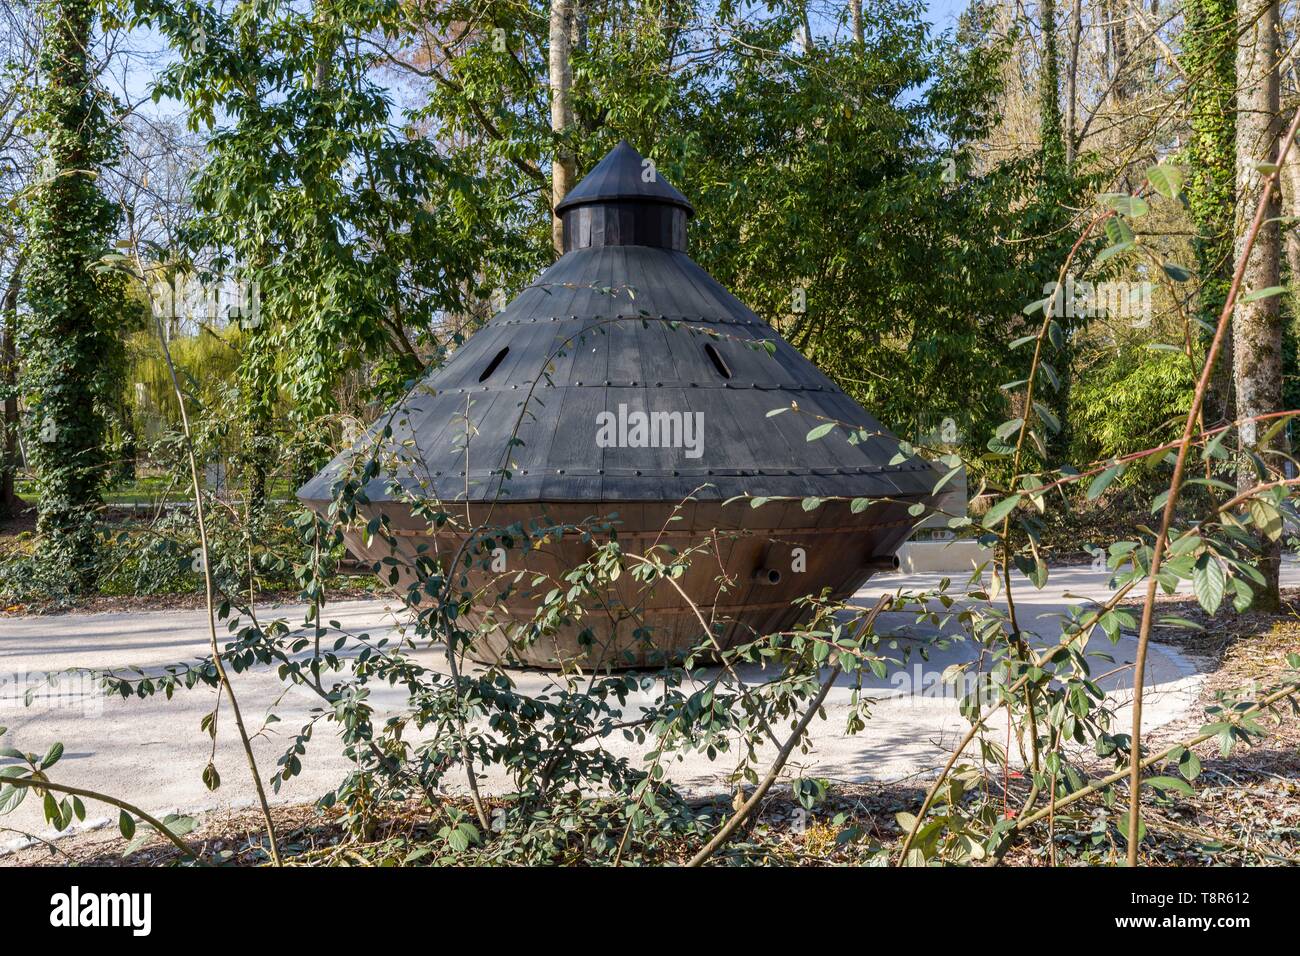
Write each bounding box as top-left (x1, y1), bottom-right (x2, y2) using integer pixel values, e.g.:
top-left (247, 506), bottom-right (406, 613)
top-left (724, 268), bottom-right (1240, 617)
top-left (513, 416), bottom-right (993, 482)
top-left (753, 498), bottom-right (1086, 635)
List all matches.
top-left (922, 0), bottom-right (968, 33)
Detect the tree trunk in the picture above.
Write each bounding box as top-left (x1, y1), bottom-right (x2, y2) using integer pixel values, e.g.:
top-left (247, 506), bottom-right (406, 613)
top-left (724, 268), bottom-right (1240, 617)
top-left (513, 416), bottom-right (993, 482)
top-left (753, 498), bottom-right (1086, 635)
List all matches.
top-left (850, 0), bottom-right (863, 44)
top-left (241, 331), bottom-right (274, 525)
top-left (1065, 0), bottom-right (1081, 165)
top-left (1184, 0), bottom-right (1236, 430)
top-left (1039, 0), bottom-right (1071, 463)
top-left (549, 0), bottom-right (576, 255)
top-left (1232, 0), bottom-right (1285, 610)
top-left (1109, 0), bottom-right (1131, 107)
top-left (1039, 0), bottom-right (1064, 168)
top-left (1282, 153), bottom-right (1300, 306)
top-left (21, 0), bottom-right (120, 593)
top-left (1, 261), bottom-right (20, 517)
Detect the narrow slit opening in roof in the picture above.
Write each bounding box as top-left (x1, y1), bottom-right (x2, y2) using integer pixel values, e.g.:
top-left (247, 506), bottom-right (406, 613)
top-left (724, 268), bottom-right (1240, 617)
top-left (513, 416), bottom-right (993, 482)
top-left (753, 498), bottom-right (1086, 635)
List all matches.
top-left (479, 346), bottom-right (509, 382)
top-left (703, 342), bottom-right (732, 379)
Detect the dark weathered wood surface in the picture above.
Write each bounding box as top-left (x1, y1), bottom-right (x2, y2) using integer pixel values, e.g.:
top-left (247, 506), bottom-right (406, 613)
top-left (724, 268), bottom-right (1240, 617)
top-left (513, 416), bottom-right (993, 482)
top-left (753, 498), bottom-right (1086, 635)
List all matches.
top-left (343, 499), bottom-right (918, 668)
top-left (299, 140), bottom-right (942, 667)
top-left (299, 239), bottom-right (938, 504)
top-left (555, 139), bottom-right (694, 216)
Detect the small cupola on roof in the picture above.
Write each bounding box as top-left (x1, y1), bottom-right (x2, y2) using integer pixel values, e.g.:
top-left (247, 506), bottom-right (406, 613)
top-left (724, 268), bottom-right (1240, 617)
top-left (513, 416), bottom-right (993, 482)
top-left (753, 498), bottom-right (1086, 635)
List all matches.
top-left (556, 140), bottom-right (693, 252)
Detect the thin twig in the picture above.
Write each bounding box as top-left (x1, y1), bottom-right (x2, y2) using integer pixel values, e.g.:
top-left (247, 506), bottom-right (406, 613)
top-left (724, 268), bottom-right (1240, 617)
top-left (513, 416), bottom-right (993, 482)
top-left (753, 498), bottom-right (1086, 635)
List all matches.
top-left (4, 776), bottom-right (199, 859)
top-left (685, 596), bottom-right (892, 867)
top-left (1021, 680), bottom-right (1300, 831)
top-left (1125, 102), bottom-right (1300, 866)
top-left (145, 258), bottom-right (283, 866)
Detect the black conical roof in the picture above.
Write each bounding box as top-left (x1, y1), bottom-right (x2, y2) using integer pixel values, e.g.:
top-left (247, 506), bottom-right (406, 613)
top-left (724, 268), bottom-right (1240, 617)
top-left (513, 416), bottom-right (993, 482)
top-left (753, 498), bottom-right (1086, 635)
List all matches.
top-left (555, 140), bottom-right (693, 216)
top-left (299, 144), bottom-right (937, 506)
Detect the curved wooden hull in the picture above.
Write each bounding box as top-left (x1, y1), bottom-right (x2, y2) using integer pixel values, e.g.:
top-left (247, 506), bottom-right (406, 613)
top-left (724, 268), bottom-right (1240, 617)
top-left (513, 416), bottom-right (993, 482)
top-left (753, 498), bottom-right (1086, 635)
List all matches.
top-left (335, 499), bottom-right (915, 669)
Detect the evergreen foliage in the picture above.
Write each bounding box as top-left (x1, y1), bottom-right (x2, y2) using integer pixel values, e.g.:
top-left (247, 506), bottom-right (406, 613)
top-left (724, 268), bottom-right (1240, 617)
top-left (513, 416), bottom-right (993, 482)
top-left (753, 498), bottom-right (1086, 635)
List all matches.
top-left (19, 0), bottom-right (126, 592)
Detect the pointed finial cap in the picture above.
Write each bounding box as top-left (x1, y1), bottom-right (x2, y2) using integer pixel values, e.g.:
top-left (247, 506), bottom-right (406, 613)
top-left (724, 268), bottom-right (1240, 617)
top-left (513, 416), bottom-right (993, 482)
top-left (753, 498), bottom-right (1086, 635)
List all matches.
top-left (555, 140), bottom-right (694, 216)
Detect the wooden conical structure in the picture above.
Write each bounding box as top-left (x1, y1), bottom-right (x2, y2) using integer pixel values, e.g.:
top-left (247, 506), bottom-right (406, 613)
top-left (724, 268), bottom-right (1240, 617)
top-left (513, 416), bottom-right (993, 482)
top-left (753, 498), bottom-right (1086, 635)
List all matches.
top-left (299, 141), bottom-right (940, 668)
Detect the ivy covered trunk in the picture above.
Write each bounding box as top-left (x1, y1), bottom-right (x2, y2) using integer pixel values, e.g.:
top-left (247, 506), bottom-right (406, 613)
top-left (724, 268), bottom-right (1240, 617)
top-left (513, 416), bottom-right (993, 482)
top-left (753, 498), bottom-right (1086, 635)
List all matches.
top-left (1232, 0), bottom-right (1284, 610)
top-left (1, 263), bottom-right (20, 517)
top-left (1038, 0), bottom-right (1072, 464)
top-left (19, 0), bottom-right (122, 592)
top-left (239, 323), bottom-right (276, 523)
top-left (1184, 0), bottom-right (1236, 430)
